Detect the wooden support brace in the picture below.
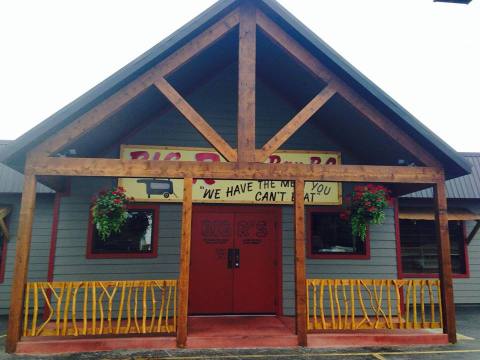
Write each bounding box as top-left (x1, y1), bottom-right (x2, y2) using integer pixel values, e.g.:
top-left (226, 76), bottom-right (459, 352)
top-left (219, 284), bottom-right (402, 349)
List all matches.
top-left (257, 85), bottom-right (336, 162)
top-left (176, 177), bottom-right (193, 348)
top-left (466, 220), bottom-right (480, 245)
top-left (294, 179), bottom-right (307, 346)
top-left (433, 177), bottom-right (457, 343)
top-left (237, 1), bottom-right (257, 162)
top-left (30, 9), bottom-right (240, 159)
top-left (256, 9), bottom-right (441, 168)
top-left (6, 173), bottom-right (37, 353)
top-left (154, 78), bottom-right (237, 162)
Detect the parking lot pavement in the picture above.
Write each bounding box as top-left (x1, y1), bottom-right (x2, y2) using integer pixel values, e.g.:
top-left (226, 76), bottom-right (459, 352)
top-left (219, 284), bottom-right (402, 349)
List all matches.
top-left (0, 305), bottom-right (479, 359)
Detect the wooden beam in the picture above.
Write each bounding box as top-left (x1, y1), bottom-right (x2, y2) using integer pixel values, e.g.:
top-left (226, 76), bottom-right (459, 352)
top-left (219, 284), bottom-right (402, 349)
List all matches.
top-left (433, 177), bottom-right (457, 343)
top-left (6, 173), bottom-right (37, 353)
top-left (176, 177), bottom-right (193, 348)
top-left (30, 9), bottom-right (240, 159)
top-left (28, 157), bottom-right (443, 184)
top-left (237, 1), bottom-right (256, 162)
top-left (294, 179), bottom-right (307, 346)
top-left (154, 78), bottom-right (237, 162)
top-left (256, 85), bottom-right (336, 162)
top-left (256, 10), bottom-right (441, 168)
top-left (467, 220), bottom-right (480, 245)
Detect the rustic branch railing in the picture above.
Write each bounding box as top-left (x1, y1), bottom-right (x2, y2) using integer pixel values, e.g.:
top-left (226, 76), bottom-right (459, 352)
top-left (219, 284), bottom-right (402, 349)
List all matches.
top-left (23, 280), bottom-right (177, 337)
top-left (306, 279), bottom-right (442, 331)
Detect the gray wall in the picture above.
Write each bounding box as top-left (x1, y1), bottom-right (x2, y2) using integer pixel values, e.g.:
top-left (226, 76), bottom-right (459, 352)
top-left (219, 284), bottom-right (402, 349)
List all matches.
top-left (1, 62), bottom-right (479, 317)
top-left (457, 218), bottom-right (480, 303)
top-left (281, 206), bottom-right (397, 315)
top-left (53, 177), bottom-right (181, 282)
top-left (0, 194), bottom-right (54, 314)
top-left (445, 201), bottom-right (480, 304)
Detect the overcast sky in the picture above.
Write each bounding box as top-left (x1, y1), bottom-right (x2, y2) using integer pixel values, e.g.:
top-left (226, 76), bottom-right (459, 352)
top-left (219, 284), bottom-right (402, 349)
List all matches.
top-left (0, 0), bottom-right (478, 151)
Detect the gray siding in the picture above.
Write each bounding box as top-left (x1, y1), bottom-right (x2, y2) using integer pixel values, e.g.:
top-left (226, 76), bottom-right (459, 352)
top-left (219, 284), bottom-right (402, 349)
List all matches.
top-left (451, 201), bottom-right (480, 303)
top-left (124, 63), bottom-right (358, 164)
top-left (0, 194), bottom-right (54, 314)
top-left (53, 177), bottom-right (180, 282)
top-left (2, 61), bottom-right (478, 319)
top-left (281, 206), bottom-right (397, 315)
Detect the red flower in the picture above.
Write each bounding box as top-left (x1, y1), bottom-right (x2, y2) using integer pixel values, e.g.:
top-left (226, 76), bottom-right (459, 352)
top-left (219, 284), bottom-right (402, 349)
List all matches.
top-left (118, 187), bottom-right (125, 192)
top-left (114, 198), bottom-right (121, 204)
top-left (339, 211), bottom-right (349, 221)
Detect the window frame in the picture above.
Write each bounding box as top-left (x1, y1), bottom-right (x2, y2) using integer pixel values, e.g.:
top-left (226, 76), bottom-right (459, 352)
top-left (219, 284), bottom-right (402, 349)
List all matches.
top-left (86, 203), bottom-right (159, 259)
top-left (307, 206), bottom-right (371, 260)
top-left (395, 204), bottom-right (470, 279)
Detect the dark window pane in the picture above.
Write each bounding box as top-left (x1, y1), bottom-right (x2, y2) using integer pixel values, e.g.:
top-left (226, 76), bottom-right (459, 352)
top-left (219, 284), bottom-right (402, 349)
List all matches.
top-left (310, 212), bottom-right (365, 255)
top-left (92, 209), bottom-right (155, 254)
top-left (399, 219), bottom-right (466, 274)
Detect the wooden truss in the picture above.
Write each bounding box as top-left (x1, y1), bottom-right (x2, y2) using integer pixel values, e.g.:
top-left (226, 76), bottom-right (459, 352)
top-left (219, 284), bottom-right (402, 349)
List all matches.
top-left (7, 2), bottom-right (456, 352)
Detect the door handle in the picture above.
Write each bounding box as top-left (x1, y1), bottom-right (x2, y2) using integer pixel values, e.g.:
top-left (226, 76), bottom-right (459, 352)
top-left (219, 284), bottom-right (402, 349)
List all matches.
top-left (227, 248), bottom-right (234, 269)
top-left (234, 248), bottom-right (240, 268)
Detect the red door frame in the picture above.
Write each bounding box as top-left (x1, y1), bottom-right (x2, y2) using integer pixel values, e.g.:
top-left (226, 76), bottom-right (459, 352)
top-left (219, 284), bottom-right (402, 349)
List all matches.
top-left (192, 204), bottom-right (283, 316)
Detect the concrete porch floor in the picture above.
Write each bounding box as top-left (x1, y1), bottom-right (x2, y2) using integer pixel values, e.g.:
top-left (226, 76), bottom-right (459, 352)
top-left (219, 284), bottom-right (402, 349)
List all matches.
top-left (187, 316), bottom-right (448, 349)
top-left (186, 316), bottom-right (297, 348)
top-left (14, 315), bottom-right (449, 355)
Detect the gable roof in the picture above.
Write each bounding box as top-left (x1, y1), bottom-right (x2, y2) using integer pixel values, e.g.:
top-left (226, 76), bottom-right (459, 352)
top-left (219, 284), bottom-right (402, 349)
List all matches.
top-left (0, 141), bottom-right (54, 194)
top-left (0, 0), bottom-right (471, 179)
top-left (405, 153), bottom-right (480, 199)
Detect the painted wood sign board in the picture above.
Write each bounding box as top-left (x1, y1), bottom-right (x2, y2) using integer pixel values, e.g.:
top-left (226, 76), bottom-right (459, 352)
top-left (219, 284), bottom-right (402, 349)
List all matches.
top-left (118, 145), bottom-right (342, 205)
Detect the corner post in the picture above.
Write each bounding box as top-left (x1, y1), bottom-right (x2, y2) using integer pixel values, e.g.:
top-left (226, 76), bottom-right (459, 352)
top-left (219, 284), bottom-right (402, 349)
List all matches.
top-left (433, 174), bottom-right (457, 343)
top-left (294, 179), bottom-right (307, 346)
top-left (6, 172), bottom-right (37, 353)
top-left (177, 177), bottom-right (193, 347)
top-left (237, 1), bottom-right (256, 162)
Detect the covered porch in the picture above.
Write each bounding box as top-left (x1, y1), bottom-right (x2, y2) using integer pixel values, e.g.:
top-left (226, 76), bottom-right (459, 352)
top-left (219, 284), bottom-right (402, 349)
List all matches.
top-left (1, 0), bottom-right (469, 354)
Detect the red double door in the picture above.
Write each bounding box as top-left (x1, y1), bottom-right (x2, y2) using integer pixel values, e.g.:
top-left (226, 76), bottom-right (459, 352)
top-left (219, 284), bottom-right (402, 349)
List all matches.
top-left (189, 206), bottom-right (279, 315)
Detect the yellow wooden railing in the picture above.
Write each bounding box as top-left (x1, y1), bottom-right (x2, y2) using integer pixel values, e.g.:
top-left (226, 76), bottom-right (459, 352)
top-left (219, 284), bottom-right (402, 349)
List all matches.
top-left (306, 279), bottom-right (442, 331)
top-left (23, 280), bottom-right (177, 337)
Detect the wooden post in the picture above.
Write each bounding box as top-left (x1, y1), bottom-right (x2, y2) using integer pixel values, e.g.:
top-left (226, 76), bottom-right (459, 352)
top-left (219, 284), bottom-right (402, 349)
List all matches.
top-left (294, 179), bottom-right (307, 346)
top-left (6, 173), bottom-right (37, 353)
top-left (176, 177), bottom-right (193, 348)
top-left (237, 1), bottom-right (256, 162)
top-left (433, 177), bottom-right (457, 343)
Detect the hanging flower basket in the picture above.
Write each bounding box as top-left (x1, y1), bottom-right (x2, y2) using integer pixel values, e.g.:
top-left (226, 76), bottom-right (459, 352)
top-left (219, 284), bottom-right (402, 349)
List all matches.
top-left (342, 184), bottom-right (391, 241)
top-left (91, 187), bottom-right (132, 240)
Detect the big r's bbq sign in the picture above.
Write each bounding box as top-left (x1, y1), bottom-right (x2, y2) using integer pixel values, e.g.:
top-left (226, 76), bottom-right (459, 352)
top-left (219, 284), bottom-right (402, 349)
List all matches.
top-left (118, 145), bottom-right (342, 205)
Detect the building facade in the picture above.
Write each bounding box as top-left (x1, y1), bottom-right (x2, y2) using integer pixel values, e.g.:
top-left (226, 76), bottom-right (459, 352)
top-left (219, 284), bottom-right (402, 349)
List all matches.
top-left (0, 0), bottom-right (474, 354)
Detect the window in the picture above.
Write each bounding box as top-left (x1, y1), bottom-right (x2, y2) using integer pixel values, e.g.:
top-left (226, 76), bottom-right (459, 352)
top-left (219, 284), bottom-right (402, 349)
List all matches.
top-left (87, 204), bottom-right (158, 259)
top-left (399, 219), bottom-right (468, 276)
top-left (307, 208), bottom-right (369, 259)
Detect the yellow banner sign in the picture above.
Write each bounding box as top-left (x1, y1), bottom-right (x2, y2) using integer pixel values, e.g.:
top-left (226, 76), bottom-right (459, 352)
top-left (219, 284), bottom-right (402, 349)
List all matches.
top-left (118, 146), bottom-right (342, 205)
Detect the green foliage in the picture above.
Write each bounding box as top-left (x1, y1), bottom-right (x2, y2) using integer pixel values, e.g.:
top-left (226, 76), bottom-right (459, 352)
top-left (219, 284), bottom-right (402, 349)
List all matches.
top-left (91, 187), bottom-right (132, 240)
top-left (346, 184), bottom-right (391, 241)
